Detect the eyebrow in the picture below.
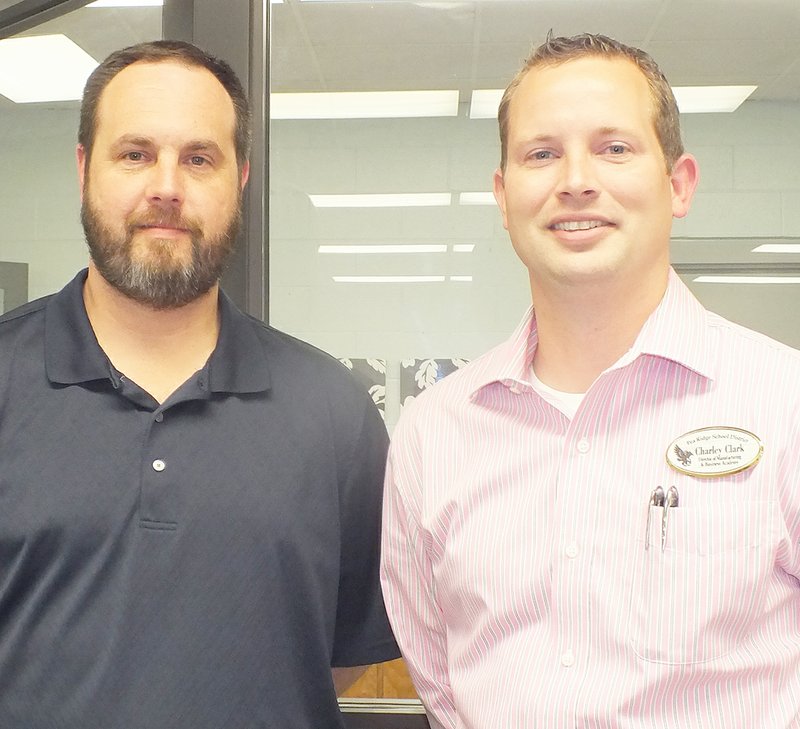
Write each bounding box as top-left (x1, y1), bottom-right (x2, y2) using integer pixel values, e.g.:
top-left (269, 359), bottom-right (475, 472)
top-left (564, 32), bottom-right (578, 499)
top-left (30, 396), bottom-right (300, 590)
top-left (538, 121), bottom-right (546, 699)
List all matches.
top-left (110, 135), bottom-right (154, 150)
top-left (184, 140), bottom-right (224, 156)
top-left (109, 136), bottom-right (225, 156)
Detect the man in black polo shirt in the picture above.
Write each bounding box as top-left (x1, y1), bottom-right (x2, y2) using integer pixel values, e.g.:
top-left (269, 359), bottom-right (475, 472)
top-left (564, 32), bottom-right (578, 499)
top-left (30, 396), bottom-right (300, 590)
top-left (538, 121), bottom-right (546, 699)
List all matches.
top-left (0, 40), bottom-right (398, 727)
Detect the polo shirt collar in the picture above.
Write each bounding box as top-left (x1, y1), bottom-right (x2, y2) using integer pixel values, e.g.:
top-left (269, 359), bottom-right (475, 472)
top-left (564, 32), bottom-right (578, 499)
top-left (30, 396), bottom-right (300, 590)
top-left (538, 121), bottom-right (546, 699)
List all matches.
top-left (45, 269), bottom-right (271, 394)
top-left (46, 269), bottom-right (110, 385)
top-left (207, 290), bottom-right (271, 394)
top-left (470, 267), bottom-right (716, 398)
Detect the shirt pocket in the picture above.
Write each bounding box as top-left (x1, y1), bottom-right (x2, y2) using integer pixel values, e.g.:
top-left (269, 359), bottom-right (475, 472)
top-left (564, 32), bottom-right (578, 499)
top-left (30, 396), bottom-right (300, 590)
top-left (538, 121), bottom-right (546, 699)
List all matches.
top-left (627, 499), bottom-right (778, 665)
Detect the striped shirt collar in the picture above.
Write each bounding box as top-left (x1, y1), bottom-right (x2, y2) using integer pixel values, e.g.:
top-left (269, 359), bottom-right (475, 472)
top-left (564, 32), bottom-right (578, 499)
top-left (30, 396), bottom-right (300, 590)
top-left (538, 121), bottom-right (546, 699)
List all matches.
top-left (470, 268), bottom-right (717, 398)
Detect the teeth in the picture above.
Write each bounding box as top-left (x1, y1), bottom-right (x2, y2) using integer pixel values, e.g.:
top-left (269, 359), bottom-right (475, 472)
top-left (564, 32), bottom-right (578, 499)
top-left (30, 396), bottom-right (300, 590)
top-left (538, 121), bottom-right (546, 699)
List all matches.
top-left (553, 220), bottom-right (605, 231)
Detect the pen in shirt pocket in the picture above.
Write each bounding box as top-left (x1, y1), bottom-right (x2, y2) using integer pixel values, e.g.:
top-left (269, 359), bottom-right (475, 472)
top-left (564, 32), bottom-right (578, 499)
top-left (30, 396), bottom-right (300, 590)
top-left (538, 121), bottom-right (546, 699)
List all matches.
top-left (644, 486), bottom-right (664, 551)
top-left (661, 486), bottom-right (679, 552)
top-left (644, 486), bottom-right (680, 551)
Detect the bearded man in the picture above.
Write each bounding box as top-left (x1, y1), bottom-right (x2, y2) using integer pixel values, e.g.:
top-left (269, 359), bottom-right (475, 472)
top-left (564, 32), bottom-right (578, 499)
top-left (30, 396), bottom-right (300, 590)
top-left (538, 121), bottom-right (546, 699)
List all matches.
top-left (0, 40), bottom-right (398, 728)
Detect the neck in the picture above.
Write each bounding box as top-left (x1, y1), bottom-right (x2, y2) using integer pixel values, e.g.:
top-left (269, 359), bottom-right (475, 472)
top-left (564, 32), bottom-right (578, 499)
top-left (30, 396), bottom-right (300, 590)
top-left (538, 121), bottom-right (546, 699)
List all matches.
top-left (83, 264), bottom-right (221, 403)
top-left (530, 269), bottom-right (669, 393)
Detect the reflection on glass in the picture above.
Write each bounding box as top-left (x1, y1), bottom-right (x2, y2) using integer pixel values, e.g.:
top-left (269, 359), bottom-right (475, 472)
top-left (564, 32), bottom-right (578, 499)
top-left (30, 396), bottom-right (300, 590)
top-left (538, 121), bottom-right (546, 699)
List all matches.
top-left (269, 1), bottom-right (800, 419)
top-left (0, 3), bottom-right (162, 304)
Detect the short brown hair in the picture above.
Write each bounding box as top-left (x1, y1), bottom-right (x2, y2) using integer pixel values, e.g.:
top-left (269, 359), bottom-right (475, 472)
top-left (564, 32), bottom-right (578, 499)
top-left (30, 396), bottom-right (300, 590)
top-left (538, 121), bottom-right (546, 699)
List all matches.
top-left (79, 40), bottom-right (251, 171)
top-left (497, 32), bottom-right (683, 171)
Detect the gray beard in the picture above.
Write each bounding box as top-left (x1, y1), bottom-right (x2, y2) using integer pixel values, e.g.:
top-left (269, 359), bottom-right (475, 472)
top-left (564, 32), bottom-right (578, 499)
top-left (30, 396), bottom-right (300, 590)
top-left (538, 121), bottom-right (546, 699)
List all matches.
top-left (81, 198), bottom-right (241, 310)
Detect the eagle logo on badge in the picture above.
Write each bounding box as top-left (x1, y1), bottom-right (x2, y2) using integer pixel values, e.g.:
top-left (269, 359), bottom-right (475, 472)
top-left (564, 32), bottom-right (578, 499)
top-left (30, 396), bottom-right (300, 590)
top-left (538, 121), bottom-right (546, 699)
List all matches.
top-left (673, 444), bottom-right (693, 467)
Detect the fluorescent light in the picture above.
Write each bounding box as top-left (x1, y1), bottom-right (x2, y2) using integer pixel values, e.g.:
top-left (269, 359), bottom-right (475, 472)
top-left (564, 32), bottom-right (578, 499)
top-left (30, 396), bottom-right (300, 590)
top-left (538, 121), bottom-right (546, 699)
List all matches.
top-left (319, 244), bottom-right (447, 254)
top-left (271, 90), bottom-right (459, 119)
top-left (469, 89), bottom-right (504, 119)
top-left (333, 276), bottom-right (446, 283)
top-left (673, 86), bottom-right (757, 113)
top-left (309, 193), bottom-right (451, 208)
top-left (469, 85), bottom-right (757, 119)
top-left (459, 192), bottom-right (495, 206)
top-left (0, 35), bottom-right (98, 103)
top-left (449, 276), bottom-right (473, 282)
top-left (752, 244), bottom-right (800, 253)
top-left (694, 276), bottom-right (800, 284)
top-left (452, 244), bottom-right (475, 252)
top-left (86, 0), bottom-right (163, 6)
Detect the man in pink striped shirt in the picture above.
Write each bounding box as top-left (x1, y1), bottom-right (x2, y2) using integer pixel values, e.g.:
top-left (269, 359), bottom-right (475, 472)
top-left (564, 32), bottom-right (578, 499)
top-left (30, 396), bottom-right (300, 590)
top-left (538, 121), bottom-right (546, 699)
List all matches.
top-left (381, 32), bottom-right (800, 729)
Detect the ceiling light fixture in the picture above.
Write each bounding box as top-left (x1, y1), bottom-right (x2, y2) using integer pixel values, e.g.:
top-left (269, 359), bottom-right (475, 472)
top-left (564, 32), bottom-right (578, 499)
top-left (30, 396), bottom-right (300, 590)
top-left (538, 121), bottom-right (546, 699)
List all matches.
top-left (272, 90), bottom-right (459, 119)
top-left (751, 244), bottom-right (800, 253)
top-left (309, 193), bottom-right (451, 208)
top-left (333, 276), bottom-right (446, 283)
top-left (469, 89), bottom-right (504, 119)
top-left (673, 86), bottom-right (757, 113)
top-left (459, 192), bottom-right (495, 205)
top-left (694, 275), bottom-right (800, 284)
top-left (0, 35), bottom-right (97, 103)
top-left (452, 244), bottom-right (475, 252)
top-left (319, 244), bottom-right (447, 254)
top-left (86, 0), bottom-right (163, 6)
top-left (469, 85), bottom-right (758, 119)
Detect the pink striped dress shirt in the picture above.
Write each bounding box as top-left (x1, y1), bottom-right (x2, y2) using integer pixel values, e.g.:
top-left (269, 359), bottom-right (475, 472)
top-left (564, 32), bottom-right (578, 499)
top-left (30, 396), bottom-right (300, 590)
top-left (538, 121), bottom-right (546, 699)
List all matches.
top-left (381, 270), bottom-right (800, 729)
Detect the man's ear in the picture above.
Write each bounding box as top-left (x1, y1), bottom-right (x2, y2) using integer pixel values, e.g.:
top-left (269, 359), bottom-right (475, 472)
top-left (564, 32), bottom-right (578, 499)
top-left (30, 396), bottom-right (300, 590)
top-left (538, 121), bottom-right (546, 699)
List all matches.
top-left (670, 153), bottom-right (700, 219)
top-left (493, 167), bottom-right (509, 231)
top-left (76, 144), bottom-right (88, 202)
top-left (240, 160), bottom-right (250, 191)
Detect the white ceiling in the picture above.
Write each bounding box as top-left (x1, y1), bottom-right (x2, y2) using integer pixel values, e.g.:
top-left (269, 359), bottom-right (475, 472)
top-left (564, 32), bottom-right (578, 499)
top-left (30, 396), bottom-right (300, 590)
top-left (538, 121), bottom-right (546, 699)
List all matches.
top-left (270, 0), bottom-right (800, 99)
top-left (2, 0), bottom-right (800, 103)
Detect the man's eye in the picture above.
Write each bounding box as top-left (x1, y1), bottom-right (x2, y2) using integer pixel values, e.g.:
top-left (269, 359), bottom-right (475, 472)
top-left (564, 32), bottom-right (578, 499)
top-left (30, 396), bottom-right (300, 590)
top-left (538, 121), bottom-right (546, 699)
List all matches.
top-left (607, 144), bottom-right (627, 154)
top-left (125, 151), bottom-right (144, 161)
top-left (190, 156), bottom-right (208, 166)
top-left (531, 150), bottom-right (553, 161)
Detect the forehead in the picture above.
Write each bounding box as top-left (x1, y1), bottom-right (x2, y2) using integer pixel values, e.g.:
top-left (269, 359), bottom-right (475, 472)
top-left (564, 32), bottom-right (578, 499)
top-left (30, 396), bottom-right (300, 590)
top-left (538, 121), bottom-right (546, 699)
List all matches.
top-left (95, 60), bottom-right (236, 146)
top-left (509, 56), bottom-right (656, 135)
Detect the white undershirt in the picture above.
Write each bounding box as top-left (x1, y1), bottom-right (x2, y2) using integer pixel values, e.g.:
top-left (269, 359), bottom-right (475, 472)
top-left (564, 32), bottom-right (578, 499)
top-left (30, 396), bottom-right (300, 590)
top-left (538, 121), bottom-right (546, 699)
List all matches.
top-left (529, 367), bottom-right (585, 420)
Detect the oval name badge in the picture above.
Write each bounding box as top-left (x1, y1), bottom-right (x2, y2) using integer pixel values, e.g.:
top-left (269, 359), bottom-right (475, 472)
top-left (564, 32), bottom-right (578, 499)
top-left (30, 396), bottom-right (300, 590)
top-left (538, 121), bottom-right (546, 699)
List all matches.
top-left (666, 426), bottom-right (763, 478)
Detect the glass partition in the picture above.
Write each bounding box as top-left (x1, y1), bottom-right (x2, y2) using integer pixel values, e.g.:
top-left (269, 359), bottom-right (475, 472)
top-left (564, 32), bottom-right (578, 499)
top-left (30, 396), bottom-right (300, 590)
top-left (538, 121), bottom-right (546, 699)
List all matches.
top-left (269, 0), bottom-right (800, 436)
top-left (0, 1), bottom-right (162, 308)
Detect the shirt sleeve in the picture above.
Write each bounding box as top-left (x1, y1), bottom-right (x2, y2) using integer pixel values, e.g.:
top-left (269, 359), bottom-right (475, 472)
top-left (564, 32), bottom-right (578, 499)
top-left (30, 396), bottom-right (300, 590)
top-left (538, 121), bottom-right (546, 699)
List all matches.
top-left (380, 414), bottom-right (458, 728)
top-left (331, 392), bottom-right (401, 667)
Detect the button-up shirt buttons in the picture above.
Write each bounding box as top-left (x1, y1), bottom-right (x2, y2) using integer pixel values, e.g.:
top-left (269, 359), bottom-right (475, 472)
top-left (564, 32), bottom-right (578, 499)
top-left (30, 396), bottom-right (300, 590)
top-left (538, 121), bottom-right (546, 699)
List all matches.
top-left (154, 413), bottom-right (164, 423)
top-left (509, 384), bottom-right (522, 395)
top-left (565, 543), bottom-right (579, 559)
top-left (152, 459), bottom-right (166, 472)
top-left (576, 438), bottom-right (590, 454)
top-left (561, 650), bottom-right (575, 667)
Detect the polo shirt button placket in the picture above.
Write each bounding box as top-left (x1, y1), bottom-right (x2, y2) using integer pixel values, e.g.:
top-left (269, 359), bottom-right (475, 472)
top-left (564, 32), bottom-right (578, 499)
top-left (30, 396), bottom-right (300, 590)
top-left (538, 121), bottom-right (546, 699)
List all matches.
top-left (152, 459), bottom-right (166, 472)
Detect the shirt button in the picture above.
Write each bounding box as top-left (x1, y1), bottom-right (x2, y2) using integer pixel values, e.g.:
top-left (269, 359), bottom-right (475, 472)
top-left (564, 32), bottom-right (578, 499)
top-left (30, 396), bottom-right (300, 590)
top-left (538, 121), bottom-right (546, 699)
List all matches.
top-left (154, 413), bottom-right (164, 423)
top-left (152, 459), bottom-right (166, 472)
top-left (509, 384), bottom-right (522, 395)
top-left (561, 650), bottom-right (575, 667)
top-left (565, 543), bottom-right (579, 559)
top-left (576, 438), bottom-right (590, 454)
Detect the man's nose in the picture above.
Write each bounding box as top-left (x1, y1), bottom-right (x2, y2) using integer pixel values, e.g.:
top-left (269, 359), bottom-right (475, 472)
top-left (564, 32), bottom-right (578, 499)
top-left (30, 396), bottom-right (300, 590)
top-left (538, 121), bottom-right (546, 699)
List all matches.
top-left (557, 153), bottom-right (599, 200)
top-left (145, 157), bottom-right (184, 208)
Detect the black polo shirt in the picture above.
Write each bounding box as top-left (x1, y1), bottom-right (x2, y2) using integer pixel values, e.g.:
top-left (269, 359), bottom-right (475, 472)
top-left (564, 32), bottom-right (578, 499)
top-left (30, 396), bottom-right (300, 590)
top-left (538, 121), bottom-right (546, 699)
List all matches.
top-left (0, 270), bottom-right (399, 728)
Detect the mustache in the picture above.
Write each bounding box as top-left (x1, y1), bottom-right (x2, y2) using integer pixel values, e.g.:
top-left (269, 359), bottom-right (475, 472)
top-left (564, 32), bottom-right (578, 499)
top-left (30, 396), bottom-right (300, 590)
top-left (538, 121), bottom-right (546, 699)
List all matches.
top-left (127, 209), bottom-right (202, 235)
